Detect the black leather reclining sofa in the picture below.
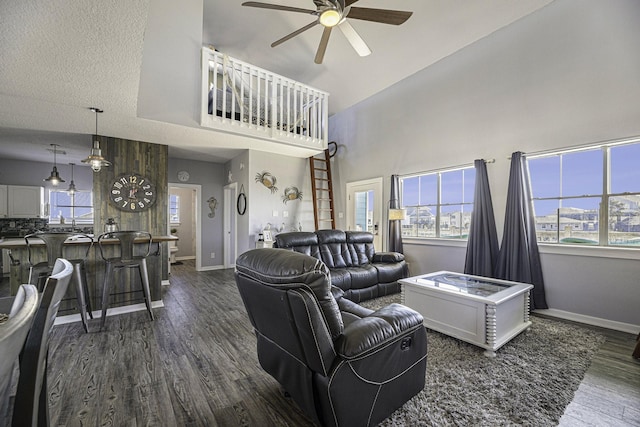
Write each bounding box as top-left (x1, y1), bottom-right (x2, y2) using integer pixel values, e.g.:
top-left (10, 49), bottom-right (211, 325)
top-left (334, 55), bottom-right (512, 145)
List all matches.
top-left (274, 229), bottom-right (408, 302)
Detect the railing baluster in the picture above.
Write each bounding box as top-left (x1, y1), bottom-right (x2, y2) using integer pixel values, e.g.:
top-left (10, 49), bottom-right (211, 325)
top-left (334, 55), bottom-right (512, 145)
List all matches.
top-left (202, 48), bottom-right (328, 147)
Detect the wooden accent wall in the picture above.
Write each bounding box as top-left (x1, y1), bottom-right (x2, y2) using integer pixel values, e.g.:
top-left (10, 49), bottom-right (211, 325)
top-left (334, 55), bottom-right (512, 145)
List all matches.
top-left (92, 136), bottom-right (168, 235)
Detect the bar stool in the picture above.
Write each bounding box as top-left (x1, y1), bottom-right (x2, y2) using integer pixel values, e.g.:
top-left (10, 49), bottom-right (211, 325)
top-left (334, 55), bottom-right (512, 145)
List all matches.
top-left (25, 232), bottom-right (94, 333)
top-left (98, 231), bottom-right (155, 329)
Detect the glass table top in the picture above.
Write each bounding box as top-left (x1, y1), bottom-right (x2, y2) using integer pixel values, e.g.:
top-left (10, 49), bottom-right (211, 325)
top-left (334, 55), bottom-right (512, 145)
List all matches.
top-left (417, 273), bottom-right (512, 297)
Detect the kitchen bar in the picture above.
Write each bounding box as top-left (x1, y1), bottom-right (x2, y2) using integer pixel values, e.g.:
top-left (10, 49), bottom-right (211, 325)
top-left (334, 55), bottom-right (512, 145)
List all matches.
top-left (0, 235), bottom-right (177, 321)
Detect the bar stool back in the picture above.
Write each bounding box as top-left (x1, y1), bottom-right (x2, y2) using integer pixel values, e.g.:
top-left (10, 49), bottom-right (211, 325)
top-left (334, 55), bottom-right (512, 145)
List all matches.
top-left (97, 231), bottom-right (155, 329)
top-left (25, 232), bottom-right (94, 333)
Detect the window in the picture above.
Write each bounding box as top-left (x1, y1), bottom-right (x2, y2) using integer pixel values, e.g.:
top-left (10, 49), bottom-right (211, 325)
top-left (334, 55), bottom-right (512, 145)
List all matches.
top-left (49, 190), bottom-right (93, 224)
top-left (527, 139), bottom-right (640, 247)
top-left (169, 194), bottom-right (180, 223)
top-left (400, 166), bottom-right (475, 239)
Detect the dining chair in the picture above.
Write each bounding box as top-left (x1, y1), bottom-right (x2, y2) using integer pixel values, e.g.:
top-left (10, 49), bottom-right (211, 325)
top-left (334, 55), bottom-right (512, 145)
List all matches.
top-left (97, 231), bottom-right (155, 329)
top-left (25, 232), bottom-right (94, 333)
top-left (0, 285), bottom-right (39, 425)
top-left (12, 258), bottom-right (73, 427)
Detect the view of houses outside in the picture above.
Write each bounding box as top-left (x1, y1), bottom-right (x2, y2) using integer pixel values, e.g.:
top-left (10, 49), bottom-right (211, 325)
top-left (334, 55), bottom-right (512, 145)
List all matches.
top-left (48, 190), bottom-right (93, 224)
top-left (399, 141), bottom-right (640, 246)
top-left (400, 167), bottom-right (475, 239)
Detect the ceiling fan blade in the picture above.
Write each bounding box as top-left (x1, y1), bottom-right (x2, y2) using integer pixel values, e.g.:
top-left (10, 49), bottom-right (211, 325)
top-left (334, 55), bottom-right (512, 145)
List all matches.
top-left (346, 7), bottom-right (412, 25)
top-left (271, 21), bottom-right (319, 47)
top-left (345, 0), bottom-right (360, 6)
top-left (242, 1), bottom-right (316, 15)
top-left (315, 26), bottom-right (332, 64)
top-left (338, 20), bottom-right (371, 57)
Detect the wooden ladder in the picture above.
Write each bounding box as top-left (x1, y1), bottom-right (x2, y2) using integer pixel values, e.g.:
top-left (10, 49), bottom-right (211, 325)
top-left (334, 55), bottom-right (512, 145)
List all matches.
top-left (310, 142), bottom-right (337, 230)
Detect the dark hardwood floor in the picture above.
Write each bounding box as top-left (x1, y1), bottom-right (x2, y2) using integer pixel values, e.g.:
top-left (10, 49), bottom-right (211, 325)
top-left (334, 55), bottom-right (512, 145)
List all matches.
top-left (2, 261), bottom-right (639, 426)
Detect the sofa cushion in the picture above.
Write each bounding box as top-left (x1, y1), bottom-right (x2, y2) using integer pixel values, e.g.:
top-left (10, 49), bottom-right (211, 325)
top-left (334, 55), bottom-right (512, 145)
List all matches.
top-left (374, 262), bottom-right (408, 284)
top-left (316, 229), bottom-right (353, 268)
top-left (348, 265), bottom-right (378, 289)
top-left (274, 232), bottom-right (321, 259)
top-left (346, 231), bottom-right (376, 265)
top-left (328, 268), bottom-right (351, 291)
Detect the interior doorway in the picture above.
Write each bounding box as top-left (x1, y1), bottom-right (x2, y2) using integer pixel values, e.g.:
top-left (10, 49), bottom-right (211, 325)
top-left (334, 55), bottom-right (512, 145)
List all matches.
top-left (168, 184), bottom-right (202, 270)
top-left (223, 183), bottom-right (238, 268)
top-left (346, 177), bottom-right (384, 249)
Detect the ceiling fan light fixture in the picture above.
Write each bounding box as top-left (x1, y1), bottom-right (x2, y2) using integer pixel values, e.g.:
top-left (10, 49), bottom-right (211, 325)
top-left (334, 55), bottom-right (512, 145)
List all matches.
top-left (319, 8), bottom-right (341, 27)
top-left (82, 107), bottom-right (112, 172)
top-left (44, 144), bottom-right (65, 186)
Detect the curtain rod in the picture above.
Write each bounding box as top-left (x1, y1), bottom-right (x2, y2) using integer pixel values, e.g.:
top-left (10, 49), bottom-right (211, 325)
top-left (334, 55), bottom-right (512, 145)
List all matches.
top-left (507, 135), bottom-right (640, 160)
top-left (399, 158), bottom-right (495, 179)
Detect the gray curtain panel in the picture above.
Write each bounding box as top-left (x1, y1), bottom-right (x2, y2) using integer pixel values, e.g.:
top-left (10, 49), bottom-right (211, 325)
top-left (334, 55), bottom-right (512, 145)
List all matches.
top-left (464, 159), bottom-right (499, 277)
top-left (389, 174), bottom-right (404, 253)
top-left (495, 152), bottom-right (548, 309)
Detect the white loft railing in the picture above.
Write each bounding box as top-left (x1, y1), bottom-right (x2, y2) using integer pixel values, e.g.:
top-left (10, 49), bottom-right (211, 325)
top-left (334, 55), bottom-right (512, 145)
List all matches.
top-left (200, 47), bottom-right (329, 149)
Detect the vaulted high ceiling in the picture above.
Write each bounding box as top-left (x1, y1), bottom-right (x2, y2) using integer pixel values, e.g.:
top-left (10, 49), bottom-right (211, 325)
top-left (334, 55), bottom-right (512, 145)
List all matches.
top-left (0, 0), bottom-right (553, 165)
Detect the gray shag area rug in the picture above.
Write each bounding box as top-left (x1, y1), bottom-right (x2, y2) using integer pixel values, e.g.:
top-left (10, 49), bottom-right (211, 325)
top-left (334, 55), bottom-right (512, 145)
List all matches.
top-left (359, 294), bottom-right (606, 427)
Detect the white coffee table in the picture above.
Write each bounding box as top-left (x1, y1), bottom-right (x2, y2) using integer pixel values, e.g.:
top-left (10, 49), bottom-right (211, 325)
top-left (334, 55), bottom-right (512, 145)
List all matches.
top-left (400, 271), bottom-right (533, 357)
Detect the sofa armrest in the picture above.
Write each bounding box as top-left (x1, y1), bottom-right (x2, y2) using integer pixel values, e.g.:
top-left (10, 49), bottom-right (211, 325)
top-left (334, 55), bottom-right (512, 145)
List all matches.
top-left (372, 252), bottom-right (405, 263)
top-left (336, 303), bottom-right (423, 359)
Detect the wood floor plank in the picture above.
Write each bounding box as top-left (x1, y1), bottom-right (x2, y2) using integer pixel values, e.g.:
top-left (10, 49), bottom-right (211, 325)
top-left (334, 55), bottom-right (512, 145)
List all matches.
top-left (2, 262), bottom-right (637, 426)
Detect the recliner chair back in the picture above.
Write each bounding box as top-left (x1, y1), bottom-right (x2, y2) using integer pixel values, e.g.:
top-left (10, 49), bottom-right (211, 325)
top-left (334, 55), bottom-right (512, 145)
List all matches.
top-left (235, 249), bottom-right (343, 424)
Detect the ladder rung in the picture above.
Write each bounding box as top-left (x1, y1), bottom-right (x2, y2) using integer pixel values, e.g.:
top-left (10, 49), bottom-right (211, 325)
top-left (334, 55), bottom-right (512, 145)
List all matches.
top-left (316, 188), bottom-right (330, 192)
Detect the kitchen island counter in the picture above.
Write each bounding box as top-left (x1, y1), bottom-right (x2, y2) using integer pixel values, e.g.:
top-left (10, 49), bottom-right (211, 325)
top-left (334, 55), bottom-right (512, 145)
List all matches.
top-left (0, 235), bottom-right (178, 319)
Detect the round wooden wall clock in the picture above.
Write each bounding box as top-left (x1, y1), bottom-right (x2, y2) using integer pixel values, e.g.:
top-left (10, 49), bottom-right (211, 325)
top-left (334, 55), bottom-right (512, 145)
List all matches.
top-left (109, 173), bottom-right (157, 212)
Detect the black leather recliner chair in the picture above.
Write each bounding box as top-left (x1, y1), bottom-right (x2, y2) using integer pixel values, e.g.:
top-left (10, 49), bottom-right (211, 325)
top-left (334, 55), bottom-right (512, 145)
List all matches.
top-left (235, 248), bottom-right (427, 427)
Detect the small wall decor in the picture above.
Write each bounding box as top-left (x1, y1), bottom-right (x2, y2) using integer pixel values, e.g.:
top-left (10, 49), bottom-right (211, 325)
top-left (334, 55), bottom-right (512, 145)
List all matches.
top-left (237, 184), bottom-right (247, 215)
top-left (207, 196), bottom-right (218, 218)
top-left (282, 186), bottom-right (303, 204)
top-left (255, 171), bottom-right (278, 193)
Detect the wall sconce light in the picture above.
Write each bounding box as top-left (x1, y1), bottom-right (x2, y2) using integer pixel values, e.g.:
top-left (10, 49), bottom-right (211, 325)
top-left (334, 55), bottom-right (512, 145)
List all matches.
top-left (67, 163), bottom-right (77, 194)
top-left (82, 107), bottom-right (112, 172)
top-left (44, 144), bottom-right (65, 186)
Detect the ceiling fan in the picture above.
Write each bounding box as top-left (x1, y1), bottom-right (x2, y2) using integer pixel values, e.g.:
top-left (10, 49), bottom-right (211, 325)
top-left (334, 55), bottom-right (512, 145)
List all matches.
top-left (242, 0), bottom-right (413, 64)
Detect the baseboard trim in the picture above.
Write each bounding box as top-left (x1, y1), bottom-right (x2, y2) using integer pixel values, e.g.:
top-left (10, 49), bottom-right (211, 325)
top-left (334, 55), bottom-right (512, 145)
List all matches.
top-left (534, 308), bottom-right (640, 334)
top-left (197, 265), bottom-right (226, 271)
top-left (54, 300), bottom-right (165, 326)
top-left (162, 279), bottom-right (170, 286)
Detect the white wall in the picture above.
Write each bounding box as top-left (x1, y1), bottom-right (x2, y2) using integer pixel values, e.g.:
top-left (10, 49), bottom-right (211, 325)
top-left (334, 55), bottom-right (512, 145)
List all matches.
top-left (328, 0), bottom-right (640, 329)
top-left (247, 151), bottom-right (316, 244)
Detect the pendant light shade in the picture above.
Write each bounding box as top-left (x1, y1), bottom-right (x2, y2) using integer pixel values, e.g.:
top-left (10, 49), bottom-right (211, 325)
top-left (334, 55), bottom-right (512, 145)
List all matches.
top-left (82, 107), bottom-right (111, 172)
top-left (44, 144), bottom-right (65, 186)
top-left (67, 163), bottom-right (77, 194)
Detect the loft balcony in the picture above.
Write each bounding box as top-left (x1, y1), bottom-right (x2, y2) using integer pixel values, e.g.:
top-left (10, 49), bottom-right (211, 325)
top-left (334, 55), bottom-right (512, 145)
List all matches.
top-left (200, 47), bottom-right (329, 151)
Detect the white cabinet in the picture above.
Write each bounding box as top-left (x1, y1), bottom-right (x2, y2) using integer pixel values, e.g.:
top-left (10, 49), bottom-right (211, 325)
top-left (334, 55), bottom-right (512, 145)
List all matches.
top-left (0, 185), bottom-right (7, 217)
top-left (4, 185), bottom-right (44, 218)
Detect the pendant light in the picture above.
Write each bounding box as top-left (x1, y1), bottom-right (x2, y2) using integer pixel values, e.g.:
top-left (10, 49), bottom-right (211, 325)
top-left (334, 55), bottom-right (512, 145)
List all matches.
top-left (82, 107), bottom-right (111, 172)
top-left (67, 163), bottom-right (77, 194)
top-left (44, 144), bottom-right (65, 186)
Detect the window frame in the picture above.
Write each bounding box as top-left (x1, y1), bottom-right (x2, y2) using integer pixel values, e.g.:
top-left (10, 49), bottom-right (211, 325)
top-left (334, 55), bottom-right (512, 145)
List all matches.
top-left (169, 194), bottom-right (180, 224)
top-left (399, 165), bottom-right (475, 240)
top-left (527, 138), bottom-right (640, 248)
top-left (48, 189), bottom-right (94, 225)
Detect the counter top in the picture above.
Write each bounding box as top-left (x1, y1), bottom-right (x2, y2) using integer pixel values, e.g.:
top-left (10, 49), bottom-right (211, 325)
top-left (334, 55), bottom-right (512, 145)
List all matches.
top-left (0, 235), bottom-right (177, 249)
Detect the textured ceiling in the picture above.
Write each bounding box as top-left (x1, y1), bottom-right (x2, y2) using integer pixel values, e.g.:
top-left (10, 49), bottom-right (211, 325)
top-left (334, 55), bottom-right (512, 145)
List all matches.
top-left (0, 0), bottom-right (553, 165)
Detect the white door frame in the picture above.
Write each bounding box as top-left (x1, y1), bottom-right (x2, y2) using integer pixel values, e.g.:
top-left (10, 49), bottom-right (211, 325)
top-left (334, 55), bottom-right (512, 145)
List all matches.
top-left (346, 177), bottom-right (384, 249)
top-left (224, 182), bottom-right (238, 268)
top-left (168, 183), bottom-right (202, 271)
